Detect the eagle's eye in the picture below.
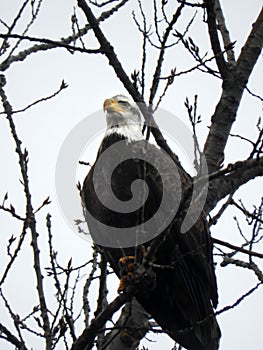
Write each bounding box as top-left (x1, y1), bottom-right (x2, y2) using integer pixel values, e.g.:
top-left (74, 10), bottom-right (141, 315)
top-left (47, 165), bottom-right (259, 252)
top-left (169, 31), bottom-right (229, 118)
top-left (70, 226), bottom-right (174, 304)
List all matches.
top-left (118, 100), bottom-right (130, 108)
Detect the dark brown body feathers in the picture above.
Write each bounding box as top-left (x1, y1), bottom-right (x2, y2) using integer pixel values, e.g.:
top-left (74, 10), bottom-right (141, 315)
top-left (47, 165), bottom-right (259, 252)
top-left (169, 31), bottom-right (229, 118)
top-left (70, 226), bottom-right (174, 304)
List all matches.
top-left (82, 133), bottom-right (221, 350)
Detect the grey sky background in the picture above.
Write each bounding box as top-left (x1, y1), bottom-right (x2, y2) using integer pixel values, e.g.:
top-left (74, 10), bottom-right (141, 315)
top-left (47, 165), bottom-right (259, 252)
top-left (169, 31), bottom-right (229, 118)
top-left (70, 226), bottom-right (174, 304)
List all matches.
top-left (0, 1), bottom-right (262, 349)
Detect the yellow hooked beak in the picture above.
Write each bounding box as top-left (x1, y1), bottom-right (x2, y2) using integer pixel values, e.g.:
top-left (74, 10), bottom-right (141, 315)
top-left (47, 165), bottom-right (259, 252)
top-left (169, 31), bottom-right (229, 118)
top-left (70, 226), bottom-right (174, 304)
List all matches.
top-left (103, 98), bottom-right (125, 113)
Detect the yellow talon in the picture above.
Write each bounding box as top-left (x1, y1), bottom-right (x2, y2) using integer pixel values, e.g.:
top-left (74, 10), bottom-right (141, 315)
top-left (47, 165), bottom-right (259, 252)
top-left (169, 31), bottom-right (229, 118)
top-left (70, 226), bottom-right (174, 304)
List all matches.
top-left (119, 256), bottom-right (135, 265)
top-left (118, 276), bottom-right (129, 293)
top-left (117, 246), bottom-right (146, 292)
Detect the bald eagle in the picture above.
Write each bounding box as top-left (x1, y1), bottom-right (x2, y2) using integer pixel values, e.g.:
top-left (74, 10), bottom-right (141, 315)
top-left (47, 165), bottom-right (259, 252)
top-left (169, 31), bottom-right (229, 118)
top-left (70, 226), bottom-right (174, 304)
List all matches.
top-left (82, 95), bottom-right (221, 350)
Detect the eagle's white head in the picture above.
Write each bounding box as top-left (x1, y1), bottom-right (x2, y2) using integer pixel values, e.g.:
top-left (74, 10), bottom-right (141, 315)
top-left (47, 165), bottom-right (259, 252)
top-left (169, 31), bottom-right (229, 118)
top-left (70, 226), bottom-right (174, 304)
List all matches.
top-left (103, 94), bottom-right (144, 142)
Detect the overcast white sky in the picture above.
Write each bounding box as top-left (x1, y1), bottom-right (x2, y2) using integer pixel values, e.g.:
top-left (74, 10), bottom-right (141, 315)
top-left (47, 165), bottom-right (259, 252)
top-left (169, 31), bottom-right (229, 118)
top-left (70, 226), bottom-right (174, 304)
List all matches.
top-left (0, 1), bottom-right (263, 349)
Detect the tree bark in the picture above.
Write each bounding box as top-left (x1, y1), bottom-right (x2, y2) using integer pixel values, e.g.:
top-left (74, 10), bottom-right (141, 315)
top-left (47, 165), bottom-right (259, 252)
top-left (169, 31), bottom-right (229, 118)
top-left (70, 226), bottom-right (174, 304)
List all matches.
top-left (102, 298), bottom-right (150, 350)
top-left (205, 157), bottom-right (263, 214)
top-left (203, 4), bottom-right (263, 174)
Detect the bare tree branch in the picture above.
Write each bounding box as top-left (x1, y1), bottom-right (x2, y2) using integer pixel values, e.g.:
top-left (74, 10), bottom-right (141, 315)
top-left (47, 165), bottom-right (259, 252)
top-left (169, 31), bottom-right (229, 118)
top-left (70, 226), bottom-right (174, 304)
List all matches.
top-left (236, 6), bottom-right (263, 85)
top-left (0, 33), bottom-right (102, 55)
top-left (0, 0), bottom-right (30, 55)
top-left (213, 238), bottom-right (263, 259)
top-left (0, 223), bottom-right (27, 286)
top-left (4, 0), bottom-right (43, 60)
top-left (203, 0), bottom-right (228, 79)
top-left (0, 83), bottom-right (52, 349)
top-left (0, 322), bottom-right (28, 350)
top-left (0, 80), bottom-right (68, 115)
top-left (83, 247), bottom-right (99, 327)
top-left (0, 0), bottom-right (129, 71)
top-left (209, 192), bottom-right (234, 226)
top-left (203, 5), bottom-right (263, 173)
top-left (205, 157), bottom-right (263, 213)
top-left (221, 257), bottom-right (263, 282)
top-left (148, 3), bottom-right (184, 106)
top-left (102, 298), bottom-right (150, 350)
top-left (231, 199), bottom-right (263, 225)
top-left (71, 289), bottom-right (134, 350)
top-left (214, 0), bottom-right (235, 64)
top-left (215, 282), bottom-right (262, 315)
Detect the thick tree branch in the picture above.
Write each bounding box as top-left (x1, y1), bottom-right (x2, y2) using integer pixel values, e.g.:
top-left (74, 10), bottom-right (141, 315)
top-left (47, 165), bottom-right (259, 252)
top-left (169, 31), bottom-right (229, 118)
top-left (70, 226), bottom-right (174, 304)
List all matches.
top-left (236, 6), bottom-right (263, 87)
top-left (203, 5), bottom-right (263, 174)
top-left (203, 0), bottom-right (228, 79)
top-left (102, 298), bottom-right (150, 350)
top-left (71, 289), bottom-right (133, 350)
top-left (214, 0), bottom-right (235, 64)
top-left (221, 258), bottom-right (263, 282)
top-left (205, 157), bottom-right (263, 213)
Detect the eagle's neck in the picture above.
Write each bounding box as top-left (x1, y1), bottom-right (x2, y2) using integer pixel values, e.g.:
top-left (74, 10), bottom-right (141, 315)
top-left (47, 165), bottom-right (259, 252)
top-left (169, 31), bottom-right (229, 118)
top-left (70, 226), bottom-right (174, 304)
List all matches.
top-left (104, 122), bottom-right (144, 143)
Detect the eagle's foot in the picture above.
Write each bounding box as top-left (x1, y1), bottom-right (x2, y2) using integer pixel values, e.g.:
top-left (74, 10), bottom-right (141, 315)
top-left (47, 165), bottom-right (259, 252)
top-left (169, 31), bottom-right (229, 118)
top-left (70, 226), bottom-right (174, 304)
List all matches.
top-left (118, 256), bottom-right (135, 293)
top-left (117, 246), bottom-right (146, 293)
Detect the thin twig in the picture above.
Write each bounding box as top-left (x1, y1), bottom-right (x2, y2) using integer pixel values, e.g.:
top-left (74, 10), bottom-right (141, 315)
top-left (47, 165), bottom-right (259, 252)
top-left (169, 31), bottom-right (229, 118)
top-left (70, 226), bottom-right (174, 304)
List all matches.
top-left (0, 0), bottom-right (30, 55)
top-left (89, 0), bottom-right (119, 7)
top-left (6, 0), bottom-right (44, 60)
top-left (0, 33), bottom-right (101, 55)
top-left (174, 30), bottom-right (221, 78)
top-left (0, 223), bottom-right (27, 286)
top-left (215, 282), bottom-right (262, 314)
top-left (0, 203), bottom-right (25, 220)
top-left (0, 0), bottom-right (129, 71)
top-left (177, 0), bottom-right (204, 7)
top-left (0, 80), bottom-right (68, 115)
top-left (83, 247), bottom-right (99, 327)
top-left (212, 238), bottom-right (263, 259)
top-left (245, 86), bottom-right (263, 102)
top-left (149, 2), bottom-right (185, 105)
top-left (0, 288), bottom-right (27, 346)
top-left (231, 199), bottom-right (263, 225)
top-left (209, 192), bottom-right (234, 225)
